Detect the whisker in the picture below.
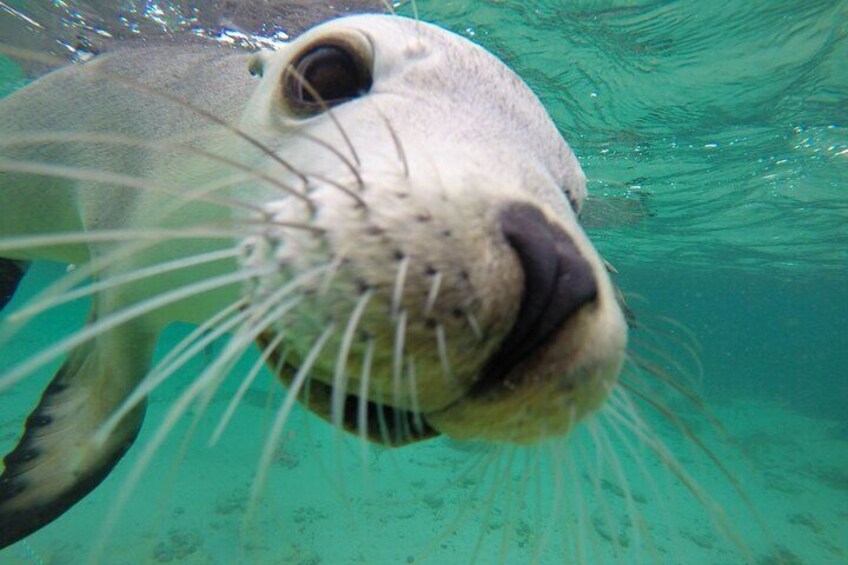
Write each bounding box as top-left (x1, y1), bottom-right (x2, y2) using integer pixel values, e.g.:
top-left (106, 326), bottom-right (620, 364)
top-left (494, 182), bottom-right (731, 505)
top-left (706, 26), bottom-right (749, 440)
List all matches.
top-left (603, 386), bottom-right (751, 555)
top-left (466, 311), bottom-right (483, 342)
top-left (0, 227), bottom-right (257, 255)
top-left (9, 248), bottom-right (240, 322)
top-left (0, 131), bottom-right (311, 206)
top-left (357, 337), bottom-right (375, 461)
top-left (546, 406), bottom-right (581, 561)
top-left (622, 355), bottom-right (725, 435)
top-left (391, 309), bottom-right (408, 443)
top-left (285, 66), bottom-right (362, 171)
top-left (588, 417), bottom-right (647, 557)
top-left (525, 445), bottom-right (547, 563)
top-left (307, 171), bottom-right (366, 208)
top-left (374, 384), bottom-right (391, 446)
top-left (381, 0), bottom-right (397, 16)
top-left (0, 157), bottom-right (270, 215)
top-left (411, 0), bottom-right (421, 24)
top-left (391, 254), bottom-right (410, 319)
top-left (190, 298), bottom-right (306, 435)
top-left (424, 270), bottom-right (442, 317)
top-left (626, 341), bottom-right (701, 396)
top-left (561, 435), bottom-right (590, 563)
top-left (501, 446), bottom-right (536, 563)
top-left (598, 408), bottom-right (676, 562)
top-left (406, 356), bottom-right (425, 436)
top-left (103, 73), bottom-right (312, 190)
top-left (0, 264), bottom-right (274, 393)
top-left (191, 262), bottom-right (334, 416)
top-left (376, 107), bottom-right (410, 178)
top-left (618, 379), bottom-right (743, 497)
top-left (470, 446), bottom-right (514, 563)
top-left (89, 289), bottom-right (298, 561)
top-left (209, 330), bottom-right (287, 446)
top-left (0, 44), bottom-right (325, 204)
top-left (0, 220), bottom-right (309, 351)
top-left (435, 323), bottom-right (453, 382)
top-left (415, 447), bottom-right (499, 562)
top-left (0, 218), bottom-right (322, 256)
top-left (95, 297), bottom-right (251, 443)
top-left (298, 132), bottom-right (363, 190)
top-left (331, 289), bottom-right (373, 430)
top-left (251, 323), bottom-right (336, 500)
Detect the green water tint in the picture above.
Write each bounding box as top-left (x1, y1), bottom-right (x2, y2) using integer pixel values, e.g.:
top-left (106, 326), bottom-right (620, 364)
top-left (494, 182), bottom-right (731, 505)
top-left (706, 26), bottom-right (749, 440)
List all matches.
top-left (402, 0), bottom-right (848, 274)
top-left (0, 56), bottom-right (23, 98)
top-left (0, 2), bottom-right (846, 564)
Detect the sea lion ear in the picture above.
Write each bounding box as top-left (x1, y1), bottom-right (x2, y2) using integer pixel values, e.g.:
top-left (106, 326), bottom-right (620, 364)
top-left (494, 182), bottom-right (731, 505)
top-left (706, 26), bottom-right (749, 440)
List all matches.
top-left (0, 314), bottom-right (155, 549)
top-left (248, 52), bottom-right (271, 77)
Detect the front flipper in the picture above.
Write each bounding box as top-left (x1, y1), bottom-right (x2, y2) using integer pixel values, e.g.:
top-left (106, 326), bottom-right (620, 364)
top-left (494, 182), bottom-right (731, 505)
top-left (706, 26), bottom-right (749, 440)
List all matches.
top-left (0, 314), bottom-right (156, 549)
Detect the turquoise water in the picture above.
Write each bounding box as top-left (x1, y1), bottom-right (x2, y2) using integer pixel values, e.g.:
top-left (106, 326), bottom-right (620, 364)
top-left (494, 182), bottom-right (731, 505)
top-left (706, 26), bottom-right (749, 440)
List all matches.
top-left (1, 1), bottom-right (846, 563)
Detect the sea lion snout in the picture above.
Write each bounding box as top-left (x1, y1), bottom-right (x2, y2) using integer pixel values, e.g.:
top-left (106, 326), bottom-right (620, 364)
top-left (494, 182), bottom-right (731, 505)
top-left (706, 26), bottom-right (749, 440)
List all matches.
top-left (471, 203), bottom-right (598, 396)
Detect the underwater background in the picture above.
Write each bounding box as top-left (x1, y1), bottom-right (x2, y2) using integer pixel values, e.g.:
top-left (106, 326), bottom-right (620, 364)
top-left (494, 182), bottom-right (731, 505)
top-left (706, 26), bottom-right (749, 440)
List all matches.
top-left (0, 0), bottom-right (846, 563)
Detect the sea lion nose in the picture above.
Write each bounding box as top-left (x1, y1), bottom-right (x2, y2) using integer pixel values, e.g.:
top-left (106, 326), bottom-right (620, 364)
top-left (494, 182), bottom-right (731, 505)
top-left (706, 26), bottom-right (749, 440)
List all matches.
top-left (473, 203), bottom-right (598, 394)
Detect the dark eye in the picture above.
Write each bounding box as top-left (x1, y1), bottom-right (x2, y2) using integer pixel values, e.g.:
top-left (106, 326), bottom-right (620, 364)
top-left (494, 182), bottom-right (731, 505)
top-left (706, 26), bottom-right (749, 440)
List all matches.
top-left (284, 43), bottom-right (373, 115)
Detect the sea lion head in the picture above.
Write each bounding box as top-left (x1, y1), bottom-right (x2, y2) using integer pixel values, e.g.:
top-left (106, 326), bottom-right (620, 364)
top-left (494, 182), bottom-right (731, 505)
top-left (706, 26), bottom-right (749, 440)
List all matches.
top-left (236, 15), bottom-right (627, 444)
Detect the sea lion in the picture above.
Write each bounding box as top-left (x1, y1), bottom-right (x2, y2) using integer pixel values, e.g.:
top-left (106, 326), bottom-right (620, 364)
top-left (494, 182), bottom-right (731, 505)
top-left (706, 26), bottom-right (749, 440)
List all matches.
top-left (0, 14), bottom-right (626, 550)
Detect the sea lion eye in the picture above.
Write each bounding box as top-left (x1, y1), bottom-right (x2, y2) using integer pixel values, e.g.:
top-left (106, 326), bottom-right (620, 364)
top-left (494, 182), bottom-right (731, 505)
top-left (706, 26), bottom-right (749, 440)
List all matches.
top-left (284, 42), bottom-right (373, 115)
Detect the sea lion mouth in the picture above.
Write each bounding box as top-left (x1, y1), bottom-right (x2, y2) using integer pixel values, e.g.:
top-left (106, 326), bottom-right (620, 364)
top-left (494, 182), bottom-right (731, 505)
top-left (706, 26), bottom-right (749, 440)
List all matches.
top-left (257, 332), bottom-right (439, 446)
top-left (301, 379), bottom-right (440, 446)
top-left (469, 204), bottom-right (598, 397)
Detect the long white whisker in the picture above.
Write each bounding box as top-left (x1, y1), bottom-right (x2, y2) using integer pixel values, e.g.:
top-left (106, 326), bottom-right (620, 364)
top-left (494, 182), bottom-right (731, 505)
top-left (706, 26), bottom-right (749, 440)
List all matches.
top-left (251, 323), bottom-right (336, 500)
top-left (10, 248), bottom-right (240, 322)
top-left (298, 133), bottom-right (364, 193)
top-left (103, 268), bottom-right (317, 503)
top-left (374, 106), bottom-right (410, 178)
top-left (88, 292), bottom-right (298, 561)
top-left (190, 302), bottom-right (301, 436)
top-left (381, 0), bottom-right (396, 16)
top-left (0, 45), bottom-right (307, 191)
top-left (308, 171), bottom-right (366, 207)
top-left (209, 330), bottom-right (287, 446)
top-left (435, 323), bottom-right (453, 382)
top-left (95, 297), bottom-right (251, 443)
top-left (415, 448), bottom-right (498, 562)
top-left (392, 309), bottom-right (408, 442)
top-left (357, 337), bottom-right (375, 454)
top-left (205, 256), bottom-right (330, 432)
top-left (424, 270), bottom-right (442, 316)
top-left (470, 446), bottom-right (514, 563)
top-left (152, 298), bottom-right (249, 382)
top-left (391, 255), bottom-right (410, 319)
top-left (0, 131), bottom-right (309, 204)
top-left (466, 311), bottom-right (483, 342)
top-left (285, 65), bottom-right (362, 172)
top-left (0, 265), bottom-right (274, 393)
top-left (561, 435), bottom-right (589, 564)
top-left (97, 67), bottom-right (312, 189)
top-left (189, 262), bottom-right (334, 418)
top-left (331, 289), bottom-right (373, 430)
top-left (0, 226), bottom-right (262, 255)
top-left (0, 157), bottom-right (270, 214)
top-left (598, 409), bottom-right (674, 562)
top-left (406, 356), bottom-right (425, 436)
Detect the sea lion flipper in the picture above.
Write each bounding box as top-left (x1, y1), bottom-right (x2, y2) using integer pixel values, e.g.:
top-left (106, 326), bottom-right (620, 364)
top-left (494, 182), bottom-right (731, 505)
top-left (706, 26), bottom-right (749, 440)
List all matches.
top-left (0, 258), bottom-right (30, 312)
top-left (0, 316), bottom-right (155, 549)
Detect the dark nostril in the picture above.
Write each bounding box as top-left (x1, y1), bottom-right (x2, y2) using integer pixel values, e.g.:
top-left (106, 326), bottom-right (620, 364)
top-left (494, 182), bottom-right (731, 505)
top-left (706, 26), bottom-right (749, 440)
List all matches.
top-left (473, 203), bottom-right (598, 395)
